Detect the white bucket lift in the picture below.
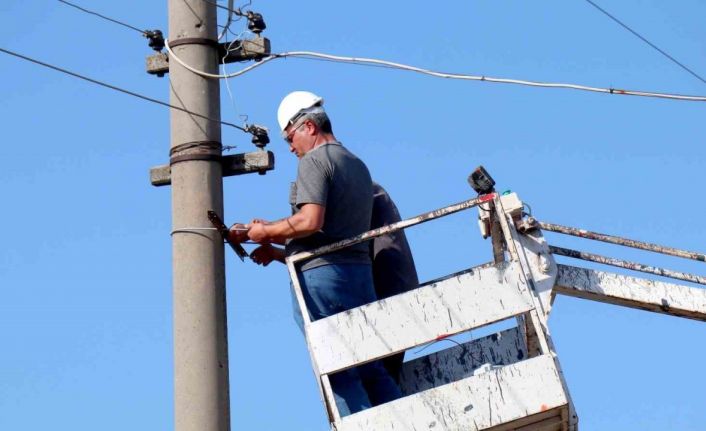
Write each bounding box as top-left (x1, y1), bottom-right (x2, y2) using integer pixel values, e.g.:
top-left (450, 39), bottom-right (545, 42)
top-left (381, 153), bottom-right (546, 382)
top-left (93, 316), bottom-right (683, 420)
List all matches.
top-left (286, 192), bottom-right (578, 431)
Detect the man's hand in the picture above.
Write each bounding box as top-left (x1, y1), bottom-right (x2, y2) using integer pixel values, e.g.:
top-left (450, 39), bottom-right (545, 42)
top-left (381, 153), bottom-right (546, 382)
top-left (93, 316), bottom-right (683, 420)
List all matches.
top-left (250, 244), bottom-right (286, 266)
top-left (227, 223), bottom-right (250, 243)
top-left (243, 205), bottom-right (324, 244)
top-left (247, 222), bottom-right (269, 243)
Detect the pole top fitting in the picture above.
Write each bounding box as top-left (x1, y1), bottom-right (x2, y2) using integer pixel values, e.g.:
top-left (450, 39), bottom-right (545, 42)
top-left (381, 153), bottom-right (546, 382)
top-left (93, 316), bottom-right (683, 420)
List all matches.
top-left (144, 29), bottom-right (165, 52)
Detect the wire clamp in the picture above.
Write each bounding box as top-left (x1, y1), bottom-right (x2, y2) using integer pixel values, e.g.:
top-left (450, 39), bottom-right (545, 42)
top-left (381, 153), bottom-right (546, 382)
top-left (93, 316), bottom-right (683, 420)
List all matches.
top-left (170, 153), bottom-right (222, 165)
top-left (168, 38), bottom-right (220, 50)
top-left (170, 140), bottom-right (223, 165)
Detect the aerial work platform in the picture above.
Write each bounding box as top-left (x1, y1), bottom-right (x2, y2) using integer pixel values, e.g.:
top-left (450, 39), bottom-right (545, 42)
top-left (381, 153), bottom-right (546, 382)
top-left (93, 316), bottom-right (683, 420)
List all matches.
top-left (285, 171), bottom-right (706, 431)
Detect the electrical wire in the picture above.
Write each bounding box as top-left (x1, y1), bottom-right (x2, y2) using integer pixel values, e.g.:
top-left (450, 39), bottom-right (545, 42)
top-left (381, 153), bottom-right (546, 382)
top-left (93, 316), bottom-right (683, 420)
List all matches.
top-left (582, 0), bottom-right (706, 86)
top-left (166, 38), bottom-right (277, 77)
top-left (523, 203), bottom-right (533, 217)
top-left (202, 0), bottom-right (248, 17)
top-left (221, 30), bottom-right (255, 126)
top-left (171, 227), bottom-right (219, 236)
top-left (57, 0), bottom-right (706, 103)
top-left (55, 0), bottom-right (261, 134)
top-left (165, 45), bottom-right (706, 103)
top-left (222, 39), bottom-right (242, 115)
top-left (217, 0), bottom-right (236, 41)
top-left (57, 0), bottom-right (148, 35)
top-left (414, 337), bottom-right (466, 355)
top-left (0, 46), bottom-right (249, 132)
top-left (269, 53), bottom-right (706, 102)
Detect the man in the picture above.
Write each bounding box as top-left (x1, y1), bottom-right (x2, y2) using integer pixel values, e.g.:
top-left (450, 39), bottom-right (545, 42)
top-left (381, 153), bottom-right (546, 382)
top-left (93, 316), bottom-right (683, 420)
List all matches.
top-left (369, 183), bottom-right (419, 387)
top-left (229, 91), bottom-right (402, 416)
top-left (248, 182), bottom-right (420, 391)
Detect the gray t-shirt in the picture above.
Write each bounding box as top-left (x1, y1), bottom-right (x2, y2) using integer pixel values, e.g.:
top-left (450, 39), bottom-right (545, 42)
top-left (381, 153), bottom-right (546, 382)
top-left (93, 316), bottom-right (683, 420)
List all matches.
top-left (370, 183), bottom-right (419, 299)
top-left (285, 142), bottom-right (373, 271)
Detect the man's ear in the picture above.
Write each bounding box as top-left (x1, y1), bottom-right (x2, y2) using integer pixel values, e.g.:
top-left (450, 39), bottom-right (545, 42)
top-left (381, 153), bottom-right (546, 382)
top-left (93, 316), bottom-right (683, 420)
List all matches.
top-left (304, 119), bottom-right (317, 135)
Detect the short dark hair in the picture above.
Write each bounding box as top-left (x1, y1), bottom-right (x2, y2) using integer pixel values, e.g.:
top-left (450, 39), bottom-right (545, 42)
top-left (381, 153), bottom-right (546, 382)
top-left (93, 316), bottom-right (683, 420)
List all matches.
top-left (303, 111), bottom-right (333, 134)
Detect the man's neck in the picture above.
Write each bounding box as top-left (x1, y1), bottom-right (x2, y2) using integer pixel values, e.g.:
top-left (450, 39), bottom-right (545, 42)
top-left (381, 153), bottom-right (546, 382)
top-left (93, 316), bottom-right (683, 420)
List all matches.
top-left (312, 133), bottom-right (337, 148)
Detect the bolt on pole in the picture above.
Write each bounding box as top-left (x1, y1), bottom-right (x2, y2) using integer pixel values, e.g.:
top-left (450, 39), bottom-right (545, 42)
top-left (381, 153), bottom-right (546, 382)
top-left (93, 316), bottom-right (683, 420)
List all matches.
top-left (168, 1), bottom-right (231, 430)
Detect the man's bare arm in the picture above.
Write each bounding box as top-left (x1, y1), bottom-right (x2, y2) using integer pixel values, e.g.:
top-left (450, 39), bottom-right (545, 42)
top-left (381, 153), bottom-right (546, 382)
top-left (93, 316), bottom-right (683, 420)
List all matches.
top-left (248, 203), bottom-right (325, 244)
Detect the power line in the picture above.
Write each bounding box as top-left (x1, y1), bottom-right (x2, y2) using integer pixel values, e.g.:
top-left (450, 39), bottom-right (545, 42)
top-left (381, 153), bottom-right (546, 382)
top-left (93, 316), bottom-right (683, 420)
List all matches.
top-left (57, 0), bottom-right (165, 51)
top-left (202, 0), bottom-right (249, 17)
top-left (217, 0), bottom-right (236, 41)
top-left (221, 34), bottom-right (253, 126)
top-left (164, 43), bottom-right (706, 103)
top-left (57, 0), bottom-right (147, 35)
top-left (0, 46), bottom-right (248, 132)
top-left (582, 0), bottom-right (706, 86)
top-left (202, 0), bottom-right (265, 35)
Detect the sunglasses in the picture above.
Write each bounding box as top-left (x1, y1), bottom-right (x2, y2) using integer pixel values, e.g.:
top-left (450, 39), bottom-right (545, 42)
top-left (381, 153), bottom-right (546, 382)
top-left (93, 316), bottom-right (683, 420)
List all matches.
top-left (284, 121), bottom-right (307, 144)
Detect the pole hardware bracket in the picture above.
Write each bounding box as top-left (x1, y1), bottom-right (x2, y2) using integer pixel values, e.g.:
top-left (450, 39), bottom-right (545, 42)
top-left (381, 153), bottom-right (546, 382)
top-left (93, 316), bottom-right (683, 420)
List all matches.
top-left (170, 153), bottom-right (223, 165)
top-left (516, 216), bottom-right (539, 233)
top-left (169, 140), bottom-right (222, 165)
top-left (245, 124), bottom-right (270, 150)
top-left (168, 37), bottom-right (221, 49)
top-left (207, 210), bottom-right (249, 261)
top-left (219, 37), bottom-right (271, 64)
top-left (150, 150), bottom-right (275, 187)
top-left (146, 36), bottom-right (271, 77)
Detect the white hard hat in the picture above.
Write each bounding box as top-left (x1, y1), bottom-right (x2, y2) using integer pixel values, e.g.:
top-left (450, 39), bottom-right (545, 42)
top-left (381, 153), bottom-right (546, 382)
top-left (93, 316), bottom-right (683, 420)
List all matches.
top-left (277, 91), bottom-right (324, 133)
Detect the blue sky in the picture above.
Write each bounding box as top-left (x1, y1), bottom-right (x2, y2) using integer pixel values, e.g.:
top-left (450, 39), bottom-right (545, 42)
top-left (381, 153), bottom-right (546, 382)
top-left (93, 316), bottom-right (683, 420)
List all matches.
top-left (1, 1), bottom-right (705, 430)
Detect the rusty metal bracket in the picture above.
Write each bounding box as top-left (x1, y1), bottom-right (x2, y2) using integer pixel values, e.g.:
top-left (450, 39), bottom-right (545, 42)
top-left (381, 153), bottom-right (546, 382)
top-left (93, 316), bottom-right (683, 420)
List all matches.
top-left (207, 210), bottom-right (249, 262)
top-left (170, 140), bottom-right (221, 156)
top-left (169, 140), bottom-right (222, 165)
top-left (168, 37), bottom-right (220, 49)
top-left (170, 153), bottom-right (222, 165)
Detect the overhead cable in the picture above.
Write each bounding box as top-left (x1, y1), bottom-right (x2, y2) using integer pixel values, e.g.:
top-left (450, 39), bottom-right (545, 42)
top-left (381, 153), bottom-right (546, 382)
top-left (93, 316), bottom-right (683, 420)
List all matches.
top-left (57, 0), bottom-right (165, 51)
top-left (166, 38), bottom-right (277, 78)
top-left (221, 33), bottom-right (254, 124)
top-left (202, 0), bottom-right (249, 17)
top-left (0, 46), bottom-right (248, 132)
top-left (217, 0), bottom-right (236, 41)
top-left (582, 0), bottom-right (706, 86)
top-left (57, 0), bottom-right (147, 35)
top-left (202, 0), bottom-right (265, 34)
top-left (164, 43), bottom-right (706, 102)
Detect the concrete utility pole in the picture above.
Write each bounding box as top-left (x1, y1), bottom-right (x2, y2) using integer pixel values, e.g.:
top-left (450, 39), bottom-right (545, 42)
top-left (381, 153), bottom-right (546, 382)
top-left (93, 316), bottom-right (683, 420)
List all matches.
top-left (168, 1), bottom-right (230, 430)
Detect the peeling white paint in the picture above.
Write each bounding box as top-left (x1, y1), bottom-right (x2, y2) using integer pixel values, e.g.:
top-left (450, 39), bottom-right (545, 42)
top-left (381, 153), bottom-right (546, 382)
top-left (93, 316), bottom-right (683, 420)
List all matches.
top-left (555, 264), bottom-right (706, 322)
top-left (307, 262), bottom-right (533, 375)
top-left (337, 355), bottom-right (568, 431)
top-left (398, 328), bottom-right (527, 395)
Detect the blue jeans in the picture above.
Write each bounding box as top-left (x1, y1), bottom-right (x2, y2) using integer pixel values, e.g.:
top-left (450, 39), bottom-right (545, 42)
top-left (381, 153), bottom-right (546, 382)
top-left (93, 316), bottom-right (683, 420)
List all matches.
top-left (291, 263), bottom-right (402, 416)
